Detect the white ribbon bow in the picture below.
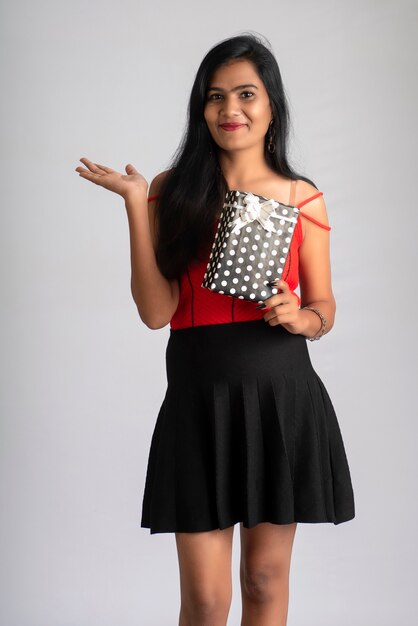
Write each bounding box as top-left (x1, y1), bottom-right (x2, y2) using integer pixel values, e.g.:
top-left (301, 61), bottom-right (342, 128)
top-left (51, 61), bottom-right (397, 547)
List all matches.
top-left (230, 192), bottom-right (286, 235)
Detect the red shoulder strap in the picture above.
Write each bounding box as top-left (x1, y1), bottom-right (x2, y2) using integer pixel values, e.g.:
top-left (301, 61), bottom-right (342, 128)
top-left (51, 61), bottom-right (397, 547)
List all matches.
top-left (296, 191), bottom-right (323, 208)
top-left (296, 191), bottom-right (331, 231)
top-left (299, 211), bottom-right (331, 231)
top-left (147, 194), bottom-right (160, 202)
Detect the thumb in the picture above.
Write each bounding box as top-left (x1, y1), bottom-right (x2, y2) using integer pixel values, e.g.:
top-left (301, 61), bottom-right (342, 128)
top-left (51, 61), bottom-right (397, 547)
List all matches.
top-left (125, 163), bottom-right (138, 173)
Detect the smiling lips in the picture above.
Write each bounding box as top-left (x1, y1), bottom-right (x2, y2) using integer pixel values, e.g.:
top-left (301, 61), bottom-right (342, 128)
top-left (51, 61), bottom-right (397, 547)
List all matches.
top-left (219, 123), bottom-right (247, 131)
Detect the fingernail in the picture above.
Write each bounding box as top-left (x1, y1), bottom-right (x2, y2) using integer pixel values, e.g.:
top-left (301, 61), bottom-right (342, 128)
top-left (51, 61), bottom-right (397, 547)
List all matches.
top-left (255, 303), bottom-right (267, 309)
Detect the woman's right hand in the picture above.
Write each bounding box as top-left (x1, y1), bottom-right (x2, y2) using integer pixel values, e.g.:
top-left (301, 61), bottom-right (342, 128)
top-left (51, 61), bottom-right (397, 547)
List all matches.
top-left (75, 157), bottom-right (148, 200)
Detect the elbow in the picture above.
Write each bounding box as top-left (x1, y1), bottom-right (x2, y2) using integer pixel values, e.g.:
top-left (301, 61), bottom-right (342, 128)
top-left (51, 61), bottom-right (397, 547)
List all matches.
top-left (326, 296), bottom-right (336, 333)
top-left (326, 317), bottom-right (335, 334)
top-left (131, 281), bottom-right (179, 330)
top-left (144, 317), bottom-right (170, 330)
top-left (139, 310), bottom-right (171, 330)
top-left (131, 290), bottom-right (172, 330)
top-left (136, 305), bottom-right (172, 330)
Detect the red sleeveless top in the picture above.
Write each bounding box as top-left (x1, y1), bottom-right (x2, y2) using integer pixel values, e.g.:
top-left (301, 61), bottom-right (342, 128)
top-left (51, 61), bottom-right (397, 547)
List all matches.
top-left (148, 182), bottom-right (330, 330)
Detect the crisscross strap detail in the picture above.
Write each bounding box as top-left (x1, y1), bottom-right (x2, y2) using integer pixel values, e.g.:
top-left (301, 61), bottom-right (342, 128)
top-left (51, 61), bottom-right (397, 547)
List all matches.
top-left (290, 181), bottom-right (330, 231)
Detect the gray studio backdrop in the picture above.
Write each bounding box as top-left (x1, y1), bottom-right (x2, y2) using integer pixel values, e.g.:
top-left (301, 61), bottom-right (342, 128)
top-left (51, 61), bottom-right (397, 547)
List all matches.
top-left (1, 1), bottom-right (417, 625)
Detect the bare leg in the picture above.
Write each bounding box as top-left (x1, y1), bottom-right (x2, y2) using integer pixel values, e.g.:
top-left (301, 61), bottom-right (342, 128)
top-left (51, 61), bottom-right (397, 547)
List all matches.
top-left (239, 522), bottom-right (297, 626)
top-left (176, 525), bottom-right (235, 626)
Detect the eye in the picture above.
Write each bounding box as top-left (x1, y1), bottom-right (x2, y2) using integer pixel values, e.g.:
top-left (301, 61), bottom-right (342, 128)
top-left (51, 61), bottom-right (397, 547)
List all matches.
top-left (240, 91), bottom-right (255, 98)
top-left (207, 93), bottom-right (223, 101)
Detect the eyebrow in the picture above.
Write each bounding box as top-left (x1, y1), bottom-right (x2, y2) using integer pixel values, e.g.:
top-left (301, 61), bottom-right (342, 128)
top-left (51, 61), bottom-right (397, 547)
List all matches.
top-left (206, 83), bottom-right (259, 92)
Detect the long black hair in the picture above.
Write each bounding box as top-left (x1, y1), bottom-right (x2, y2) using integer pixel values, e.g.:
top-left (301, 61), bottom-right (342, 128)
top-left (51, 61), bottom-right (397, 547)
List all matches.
top-left (154, 32), bottom-right (318, 280)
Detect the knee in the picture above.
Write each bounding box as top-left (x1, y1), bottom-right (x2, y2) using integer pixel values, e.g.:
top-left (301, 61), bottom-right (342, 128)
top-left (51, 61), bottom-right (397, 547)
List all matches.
top-left (242, 564), bottom-right (288, 605)
top-left (182, 588), bottom-right (231, 622)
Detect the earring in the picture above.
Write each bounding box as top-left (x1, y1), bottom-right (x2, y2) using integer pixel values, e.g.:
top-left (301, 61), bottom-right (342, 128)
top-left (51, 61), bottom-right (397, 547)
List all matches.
top-left (267, 119), bottom-right (276, 154)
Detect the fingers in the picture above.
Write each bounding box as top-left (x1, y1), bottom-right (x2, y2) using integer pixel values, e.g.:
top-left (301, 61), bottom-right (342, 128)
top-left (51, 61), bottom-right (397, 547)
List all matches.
top-left (77, 158), bottom-right (114, 174)
top-left (78, 157), bottom-right (103, 173)
top-left (262, 279), bottom-right (290, 299)
top-left (262, 282), bottom-right (294, 308)
top-left (263, 302), bottom-right (294, 318)
top-left (75, 162), bottom-right (101, 185)
top-left (269, 279), bottom-right (290, 293)
top-left (257, 280), bottom-right (299, 326)
top-left (76, 169), bottom-right (104, 185)
top-left (263, 303), bottom-right (299, 328)
top-left (75, 157), bottom-right (116, 186)
top-left (94, 162), bottom-right (115, 173)
top-left (265, 313), bottom-right (295, 327)
top-left (125, 163), bottom-right (138, 173)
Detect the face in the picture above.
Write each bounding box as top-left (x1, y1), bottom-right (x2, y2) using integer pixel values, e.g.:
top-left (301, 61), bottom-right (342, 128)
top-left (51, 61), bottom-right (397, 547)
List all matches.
top-left (203, 58), bottom-right (273, 153)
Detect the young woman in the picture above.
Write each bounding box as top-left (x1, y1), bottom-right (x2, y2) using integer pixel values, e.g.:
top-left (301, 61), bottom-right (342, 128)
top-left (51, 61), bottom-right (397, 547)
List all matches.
top-left (76, 33), bottom-right (355, 626)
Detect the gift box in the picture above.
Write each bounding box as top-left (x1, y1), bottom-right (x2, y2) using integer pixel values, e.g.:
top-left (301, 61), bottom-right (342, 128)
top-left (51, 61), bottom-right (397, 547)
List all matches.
top-left (202, 190), bottom-right (300, 304)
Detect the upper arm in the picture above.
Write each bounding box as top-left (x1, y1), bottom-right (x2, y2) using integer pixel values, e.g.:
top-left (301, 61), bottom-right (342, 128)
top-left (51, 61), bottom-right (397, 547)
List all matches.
top-left (147, 169), bottom-right (180, 301)
top-left (147, 169), bottom-right (170, 253)
top-left (295, 181), bottom-right (334, 306)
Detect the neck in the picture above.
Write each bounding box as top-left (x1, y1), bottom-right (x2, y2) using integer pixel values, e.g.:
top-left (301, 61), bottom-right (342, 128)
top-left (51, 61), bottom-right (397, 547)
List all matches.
top-left (217, 143), bottom-right (273, 189)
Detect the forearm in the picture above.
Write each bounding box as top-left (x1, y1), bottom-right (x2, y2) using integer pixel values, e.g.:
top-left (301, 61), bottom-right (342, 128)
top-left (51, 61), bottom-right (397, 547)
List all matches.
top-left (124, 191), bottom-right (177, 329)
top-left (298, 297), bottom-right (336, 339)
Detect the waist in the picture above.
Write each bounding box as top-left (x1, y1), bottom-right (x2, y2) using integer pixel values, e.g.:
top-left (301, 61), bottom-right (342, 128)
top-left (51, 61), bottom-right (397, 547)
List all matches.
top-left (170, 252), bottom-right (300, 330)
top-left (167, 319), bottom-right (313, 383)
top-left (170, 297), bottom-right (267, 329)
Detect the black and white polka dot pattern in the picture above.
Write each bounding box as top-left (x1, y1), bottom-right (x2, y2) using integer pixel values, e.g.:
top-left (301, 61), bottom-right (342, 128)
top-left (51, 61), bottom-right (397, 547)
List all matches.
top-left (202, 190), bottom-right (300, 304)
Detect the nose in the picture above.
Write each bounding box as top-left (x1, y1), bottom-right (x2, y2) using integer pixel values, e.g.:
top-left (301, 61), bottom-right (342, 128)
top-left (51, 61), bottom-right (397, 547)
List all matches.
top-left (219, 94), bottom-right (242, 117)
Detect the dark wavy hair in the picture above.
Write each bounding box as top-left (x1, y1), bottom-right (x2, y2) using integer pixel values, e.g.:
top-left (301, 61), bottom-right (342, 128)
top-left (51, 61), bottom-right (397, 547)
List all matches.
top-left (154, 32), bottom-right (317, 280)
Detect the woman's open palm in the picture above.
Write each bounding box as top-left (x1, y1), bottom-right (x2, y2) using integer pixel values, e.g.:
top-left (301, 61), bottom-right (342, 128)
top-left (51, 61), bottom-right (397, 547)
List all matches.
top-left (75, 157), bottom-right (148, 200)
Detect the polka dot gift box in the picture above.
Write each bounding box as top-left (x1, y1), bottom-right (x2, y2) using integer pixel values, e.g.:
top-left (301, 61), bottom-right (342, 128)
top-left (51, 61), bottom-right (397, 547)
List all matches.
top-left (202, 190), bottom-right (300, 304)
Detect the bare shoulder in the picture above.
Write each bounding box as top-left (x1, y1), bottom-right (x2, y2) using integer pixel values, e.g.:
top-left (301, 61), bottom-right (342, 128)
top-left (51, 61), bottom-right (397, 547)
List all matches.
top-left (148, 168), bottom-right (172, 198)
top-left (294, 178), bottom-right (329, 227)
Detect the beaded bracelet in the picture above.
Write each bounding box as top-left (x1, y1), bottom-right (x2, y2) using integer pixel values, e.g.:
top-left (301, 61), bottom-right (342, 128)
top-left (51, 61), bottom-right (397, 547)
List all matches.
top-left (302, 306), bottom-right (327, 341)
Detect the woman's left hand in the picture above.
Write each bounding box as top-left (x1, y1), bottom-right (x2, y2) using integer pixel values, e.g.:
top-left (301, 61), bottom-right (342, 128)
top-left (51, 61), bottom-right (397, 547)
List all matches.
top-left (261, 280), bottom-right (303, 334)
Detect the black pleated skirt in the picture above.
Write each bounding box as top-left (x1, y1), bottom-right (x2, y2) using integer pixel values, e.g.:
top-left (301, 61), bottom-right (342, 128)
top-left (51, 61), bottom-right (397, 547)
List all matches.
top-left (140, 319), bottom-right (355, 534)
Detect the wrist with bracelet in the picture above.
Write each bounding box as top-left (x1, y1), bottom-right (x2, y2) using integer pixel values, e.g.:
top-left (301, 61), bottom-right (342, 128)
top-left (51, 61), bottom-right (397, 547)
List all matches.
top-left (301, 306), bottom-right (327, 341)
